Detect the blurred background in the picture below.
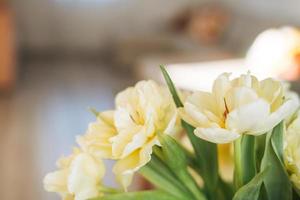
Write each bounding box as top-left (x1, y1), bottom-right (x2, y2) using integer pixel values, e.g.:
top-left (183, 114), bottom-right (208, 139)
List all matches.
top-left (1, 0), bottom-right (300, 199)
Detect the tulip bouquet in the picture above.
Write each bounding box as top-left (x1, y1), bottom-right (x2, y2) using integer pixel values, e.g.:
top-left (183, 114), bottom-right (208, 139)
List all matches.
top-left (44, 65), bottom-right (300, 200)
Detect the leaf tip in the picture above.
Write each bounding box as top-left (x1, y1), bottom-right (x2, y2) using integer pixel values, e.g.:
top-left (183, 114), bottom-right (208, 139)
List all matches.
top-left (88, 107), bottom-right (99, 117)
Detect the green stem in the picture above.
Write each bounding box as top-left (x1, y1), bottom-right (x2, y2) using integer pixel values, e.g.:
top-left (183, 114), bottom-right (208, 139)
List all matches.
top-left (234, 138), bottom-right (242, 190)
top-left (255, 134), bottom-right (267, 170)
top-left (234, 135), bottom-right (257, 190)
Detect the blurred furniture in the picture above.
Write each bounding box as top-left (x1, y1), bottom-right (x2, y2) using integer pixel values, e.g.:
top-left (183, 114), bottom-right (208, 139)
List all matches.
top-left (135, 56), bottom-right (296, 92)
top-left (172, 4), bottom-right (230, 44)
top-left (134, 49), bottom-right (236, 90)
top-left (0, 3), bottom-right (16, 92)
top-left (111, 33), bottom-right (210, 71)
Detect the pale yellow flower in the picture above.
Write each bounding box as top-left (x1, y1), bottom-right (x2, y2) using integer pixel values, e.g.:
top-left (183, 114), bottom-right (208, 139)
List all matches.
top-left (111, 80), bottom-right (181, 189)
top-left (180, 73), bottom-right (299, 144)
top-left (246, 27), bottom-right (300, 80)
top-left (77, 111), bottom-right (117, 159)
top-left (43, 148), bottom-right (105, 200)
top-left (218, 144), bottom-right (234, 181)
top-left (284, 110), bottom-right (300, 190)
top-left (76, 80), bottom-right (180, 189)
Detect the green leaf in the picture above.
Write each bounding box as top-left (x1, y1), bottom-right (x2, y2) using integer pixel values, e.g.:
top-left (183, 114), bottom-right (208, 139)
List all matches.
top-left (233, 167), bottom-right (269, 200)
top-left (260, 122), bottom-right (292, 200)
top-left (94, 190), bottom-right (181, 200)
top-left (182, 122), bottom-right (218, 199)
top-left (139, 157), bottom-right (192, 200)
top-left (158, 134), bottom-right (187, 168)
top-left (216, 177), bottom-right (234, 200)
top-left (150, 152), bottom-right (193, 198)
top-left (234, 135), bottom-right (257, 189)
top-left (98, 186), bottom-right (121, 194)
top-left (159, 134), bottom-right (207, 200)
top-left (160, 65), bottom-right (218, 199)
top-left (270, 122), bottom-right (284, 162)
top-left (258, 183), bottom-right (268, 200)
top-left (160, 65), bottom-right (183, 107)
top-left (88, 107), bottom-right (99, 117)
top-left (293, 188), bottom-right (300, 200)
top-left (152, 145), bottom-right (164, 161)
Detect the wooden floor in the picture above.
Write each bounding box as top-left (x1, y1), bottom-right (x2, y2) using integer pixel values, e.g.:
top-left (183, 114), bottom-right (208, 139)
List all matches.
top-left (0, 58), bottom-right (135, 200)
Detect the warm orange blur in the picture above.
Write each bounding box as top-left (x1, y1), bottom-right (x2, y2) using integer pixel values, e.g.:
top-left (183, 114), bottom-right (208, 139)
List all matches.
top-left (0, 4), bottom-right (15, 92)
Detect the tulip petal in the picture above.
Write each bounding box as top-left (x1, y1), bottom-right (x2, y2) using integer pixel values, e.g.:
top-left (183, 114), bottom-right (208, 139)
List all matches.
top-left (112, 108), bottom-right (142, 157)
top-left (178, 107), bottom-right (201, 128)
top-left (186, 91), bottom-right (222, 123)
top-left (260, 78), bottom-right (282, 104)
top-left (137, 80), bottom-right (164, 109)
top-left (98, 110), bottom-right (115, 126)
top-left (77, 115), bottom-right (117, 159)
top-left (194, 127), bottom-right (240, 144)
top-left (113, 150), bottom-right (140, 190)
top-left (114, 108), bottom-right (136, 131)
top-left (140, 137), bottom-right (159, 163)
top-left (231, 73), bottom-right (260, 90)
top-left (143, 106), bottom-right (156, 137)
top-left (182, 102), bottom-right (211, 127)
top-left (115, 87), bottom-right (138, 109)
top-left (111, 126), bottom-right (140, 158)
top-left (44, 170), bottom-right (69, 193)
top-left (213, 73), bottom-right (232, 110)
top-left (164, 111), bottom-right (179, 135)
top-left (188, 92), bottom-right (216, 111)
top-left (121, 130), bottom-right (148, 158)
top-left (226, 99), bottom-right (270, 134)
top-left (77, 134), bottom-right (113, 159)
top-left (68, 153), bottom-right (105, 200)
top-left (225, 87), bottom-right (259, 111)
top-left (113, 137), bottom-right (159, 190)
top-left (257, 96), bottom-right (299, 134)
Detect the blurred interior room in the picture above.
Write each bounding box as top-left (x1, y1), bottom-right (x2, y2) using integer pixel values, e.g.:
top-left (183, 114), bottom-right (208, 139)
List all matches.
top-left (1, 0), bottom-right (300, 199)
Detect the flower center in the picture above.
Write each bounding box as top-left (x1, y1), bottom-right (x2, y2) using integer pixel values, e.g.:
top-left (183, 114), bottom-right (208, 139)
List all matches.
top-left (223, 98), bottom-right (229, 119)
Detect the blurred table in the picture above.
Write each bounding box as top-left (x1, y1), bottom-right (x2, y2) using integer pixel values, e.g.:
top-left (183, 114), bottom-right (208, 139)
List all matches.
top-left (133, 49), bottom-right (246, 91)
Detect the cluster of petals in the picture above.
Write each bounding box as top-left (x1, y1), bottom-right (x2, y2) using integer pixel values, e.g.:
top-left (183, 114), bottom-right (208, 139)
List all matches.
top-left (285, 111), bottom-right (300, 190)
top-left (43, 148), bottom-right (105, 200)
top-left (180, 73), bottom-right (299, 143)
top-left (77, 80), bottom-right (181, 189)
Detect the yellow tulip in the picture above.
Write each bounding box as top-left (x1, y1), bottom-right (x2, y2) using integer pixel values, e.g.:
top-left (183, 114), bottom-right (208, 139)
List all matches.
top-left (284, 110), bottom-right (300, 190)
top-left (180, 73), bottom-right (299, 144)
top-left (43, 148), bottom-right (105, 200)
top-left (77, 111), bottom-right (117, 159)
top-left (218, 143), bottom-right (234, 181)
top-left (111, 80), bottom-right (181, 189)
top-left (76, 80), bottom-right (181, 189)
